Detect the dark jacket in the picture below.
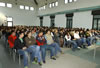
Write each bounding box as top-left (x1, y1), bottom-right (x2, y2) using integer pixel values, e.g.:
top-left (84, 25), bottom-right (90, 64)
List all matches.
top-left (25, 36), bottom-right (37, 47)
top-left (36, 35), bottom-right (47, 46)
top-left (14, 38), bottom-right (26, 50)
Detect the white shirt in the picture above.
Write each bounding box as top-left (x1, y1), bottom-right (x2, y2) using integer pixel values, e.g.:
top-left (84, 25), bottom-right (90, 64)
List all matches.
top-left (65, 35), bottom-right (71, 41)
top-left (51, 32), bottom-right (54, 37)
top-left (74, 33), bottom-right (80, 39)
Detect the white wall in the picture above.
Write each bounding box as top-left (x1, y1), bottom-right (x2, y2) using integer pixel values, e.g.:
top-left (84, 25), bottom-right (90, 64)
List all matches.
top-left (55, 14), bottom-right (66, 27)
top-left (34, 17), bottom-right (40, 26)
top-left (73, 11), bottom-right (93, 29)
top-left (38, 0), bottom-right (100, 15)
top-left (41, 11), bottom-right (93, 29)
top-left (37, 0), bottom-right (100, 29)
top-left (43, 16), bottom-right (50, 27)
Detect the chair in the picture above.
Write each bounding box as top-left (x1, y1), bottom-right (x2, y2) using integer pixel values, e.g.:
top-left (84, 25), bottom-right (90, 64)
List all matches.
top-left (63, 38), bottom-right (72, 48)
top-left (12, 49), bottom-right (23, 65)
top-left (13, 49), bottom-right (31, 65)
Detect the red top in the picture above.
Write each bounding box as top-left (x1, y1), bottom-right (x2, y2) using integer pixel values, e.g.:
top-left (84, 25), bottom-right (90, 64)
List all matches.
top-left (8, 35), bottom-right (17, 48)
top-left (36, 35), bottom-right (47, 46)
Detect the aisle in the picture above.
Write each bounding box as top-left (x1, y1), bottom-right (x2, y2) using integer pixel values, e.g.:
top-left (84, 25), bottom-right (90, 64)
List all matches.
top-left (42, 47), bottom-right (100, 68)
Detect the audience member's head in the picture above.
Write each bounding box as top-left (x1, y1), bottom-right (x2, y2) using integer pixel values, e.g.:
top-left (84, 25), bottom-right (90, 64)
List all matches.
top-left (27, 31), bottom-right (32, 37)
top-left (19, 32), bottom-right (24, 38)
top-left (11, 30), bottom-right (16, 36)
top-left (38, 31), bottom-right (43, 37)
top-left (46, 30), bottom-right (51, 35)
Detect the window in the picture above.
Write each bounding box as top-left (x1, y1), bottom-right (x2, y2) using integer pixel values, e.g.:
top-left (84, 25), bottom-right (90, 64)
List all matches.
top-left (52, 3), bottom-right (55, 7)
top-left (66, 14), bottom-right (73, 28)
top-left (43, 6), bottom-right (45, 9)
top-left (50, 15), bottom-right (55, 27)
top-left (7, 3), bottom-right (12, 8)
top-left (20, 5), bottom-right (24, 9)
top-left (25, 6), bottom-right (29, 10)
top-left (92, 15), bottom-right (100, 30)
top-left (7, 17), bottom-right (12, 21)
top-left (30, 7), bottom-right (34, 11)
top-left (55, 2), bottom-right (58, 6)
top-left (65, 0), bottom-right (77, 4)
top-left (49, 1), bottom-right (58, 8)
top-left (69, 0), bottom-right (73, 2)
top-left (8, 22), bottom-right (13, 27)
top-left (20, 5), bottom-right (34, 11)
top-left (0, 2), bottom-right (5, 7)
top-left (40, 17), bottom-right (43, 27)
top-left (0, 2), bottom-right (13, 8)
top-left (66, 17), bottom-right (73, 28)
top-left (49, 4), bottom-right (51, 8)
top-left (65, 0), bottom-right (68, 4)
top-left (7, 17), bottom-right (13, 27)
top-left (39, 6), bottom-right (45, 10)
top-left (92, 10), bottom-right (100, 30)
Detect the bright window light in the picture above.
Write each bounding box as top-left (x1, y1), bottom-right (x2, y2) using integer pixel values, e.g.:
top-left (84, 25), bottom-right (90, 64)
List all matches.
top-left (7, 17), bottom-right (13, 21)
top-left (20, 5), bottom-right (24, 9)
top-left (69, 0), bottom-right (73, 2)
top-left (7, 3), bottom-right (12, 8)
top-left (43, 6), bottom-right (45, 9)
top-left (52, 3), bottom-right (55, 7)
top-left (55, 2), bottom-right (58, 6)
top-left (30, 7), bottom-right (34, 11)
top-left (8, 22), bottom-right (13, 27)
top-left (65, 0), bottom-right (68, 4)
top-left (0, 2), bottom-right (5, 7)
top-left (49, 4), bottom-right (52, 8)
top-left (25, 6), bottom-right (29, 10)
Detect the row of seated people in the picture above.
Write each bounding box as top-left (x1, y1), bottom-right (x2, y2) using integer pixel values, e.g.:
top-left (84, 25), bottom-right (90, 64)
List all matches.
top-left (1, 26), bottom-right (100, 51)
top-left (64, 30), bottom-right (98, 51)
top-left (7, 30), bottom-right (64, 68)
top-left (0, 26), bottom-right (100, 68)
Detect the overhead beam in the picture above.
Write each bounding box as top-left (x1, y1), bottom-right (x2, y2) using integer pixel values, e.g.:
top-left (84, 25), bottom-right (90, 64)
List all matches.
top-left (34, 0), bottom-right (38, 5)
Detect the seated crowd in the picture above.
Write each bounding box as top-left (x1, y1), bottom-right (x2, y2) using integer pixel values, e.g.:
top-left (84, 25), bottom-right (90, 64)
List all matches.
top-left (0, 26), bottom-right (100, 68)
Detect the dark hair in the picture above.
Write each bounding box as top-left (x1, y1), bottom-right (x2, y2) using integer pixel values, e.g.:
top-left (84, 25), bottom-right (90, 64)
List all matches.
top-left (38, 31), bottom-right (43, 34)
top-left (27, 31), bottom-right (31, 35)
top-left (19, 31), bottom-right (24, 35)
top-left (75, 30), bottom-right (78, 33)
top-left (46, 29), bottom-right (51, 33)
top-left (11, 30), bottom-right (15, 34)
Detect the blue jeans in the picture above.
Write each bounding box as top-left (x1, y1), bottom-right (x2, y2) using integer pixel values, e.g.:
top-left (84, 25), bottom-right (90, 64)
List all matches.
top-left (40, 45), bottom-right (55, 61)
top-left (67, 40), bottom-right (78, 51)
top-left (87, 37), bottom-right (96, 44)
top-left (75, 39), bottom-right (82, 46)
top-left (29, 45), bottom-right (41, 62)
top-left (86, 37), bottom-right (91, 46)
top-left (81, 38), bottom-right (86, 44)
top-left (49, 43), bottom-right (62, 55)
top-left (18, 47), bottom-right (35, 67)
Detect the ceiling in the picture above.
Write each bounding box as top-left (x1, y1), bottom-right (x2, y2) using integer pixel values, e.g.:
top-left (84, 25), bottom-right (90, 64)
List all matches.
top-left (0, 0), bottom-right (58, 6)
top-left (35, 0), bottom-right (57, 6)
